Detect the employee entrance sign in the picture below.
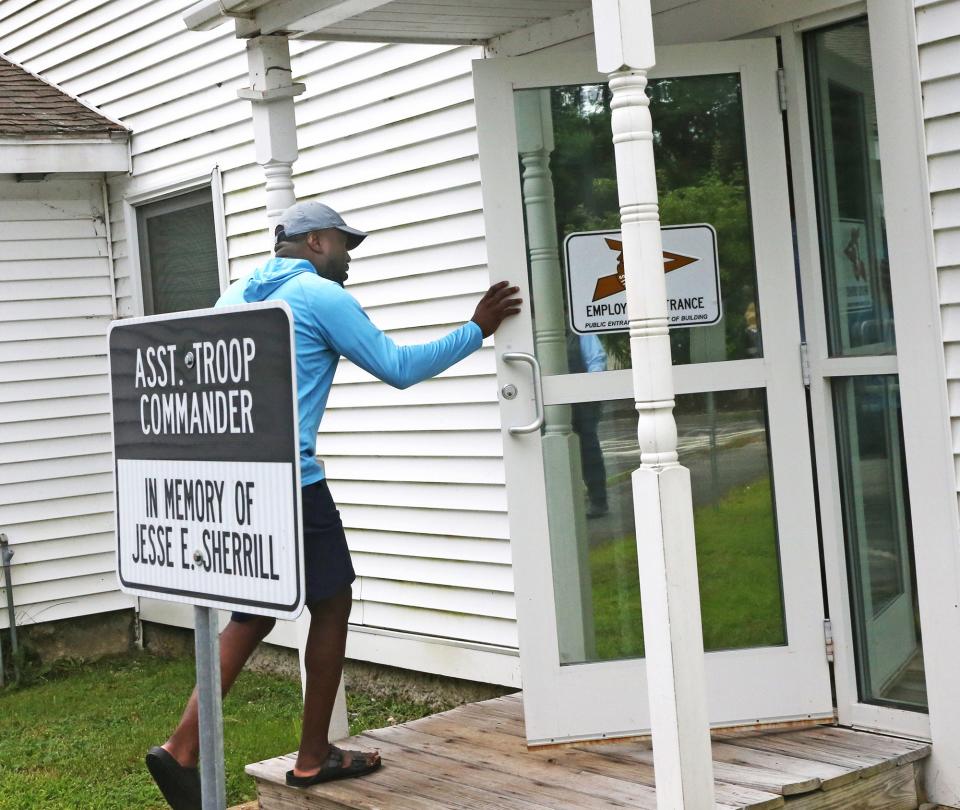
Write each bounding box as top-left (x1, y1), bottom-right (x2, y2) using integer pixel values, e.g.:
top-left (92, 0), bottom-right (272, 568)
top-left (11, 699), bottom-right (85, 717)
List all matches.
top-left (564, 224), bottom-right (722, 334)
top-left (108, 302), bottom-right (304, 617)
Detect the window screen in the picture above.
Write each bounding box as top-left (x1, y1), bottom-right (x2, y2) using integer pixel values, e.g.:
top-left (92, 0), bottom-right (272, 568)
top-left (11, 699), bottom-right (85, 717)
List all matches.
top-left (138, 188), bottom-right (221, 314)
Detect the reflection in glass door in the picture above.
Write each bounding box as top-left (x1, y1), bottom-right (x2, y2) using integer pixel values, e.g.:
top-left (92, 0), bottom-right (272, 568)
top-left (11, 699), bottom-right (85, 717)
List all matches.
top-left (546, 392), bottom-right (785, 665)
top-left (525, 75), bottom-right (762, 370)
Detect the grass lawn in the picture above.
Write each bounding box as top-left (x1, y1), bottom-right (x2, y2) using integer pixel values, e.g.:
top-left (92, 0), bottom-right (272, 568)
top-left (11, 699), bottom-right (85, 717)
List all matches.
top-left (590, 476), bottom-right (787, 660)
top-left (0, 653), bottom-right (444, 809)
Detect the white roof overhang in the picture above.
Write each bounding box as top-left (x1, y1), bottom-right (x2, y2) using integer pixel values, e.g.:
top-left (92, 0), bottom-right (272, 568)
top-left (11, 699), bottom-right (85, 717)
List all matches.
top-left (0, 139), bottom-right (130, 174)
top-left (184, 0), bottom-right (595, 49)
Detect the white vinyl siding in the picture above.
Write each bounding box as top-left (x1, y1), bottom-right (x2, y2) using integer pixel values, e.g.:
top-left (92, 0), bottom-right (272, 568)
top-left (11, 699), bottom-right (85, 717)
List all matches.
top-left (0, 1), bottom-right (518, 683)
top-left (0, 175), bottom-right (132, 629)
top-left (917, 1), bottom-right (960, 502)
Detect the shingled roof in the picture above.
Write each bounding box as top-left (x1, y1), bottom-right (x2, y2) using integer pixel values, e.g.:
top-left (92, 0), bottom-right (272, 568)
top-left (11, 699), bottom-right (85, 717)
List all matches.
top-left (0, 54), bottom-right (128, 139)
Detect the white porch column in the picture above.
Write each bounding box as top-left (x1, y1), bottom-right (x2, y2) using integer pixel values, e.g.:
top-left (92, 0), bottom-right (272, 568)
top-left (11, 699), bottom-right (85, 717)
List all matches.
top-left (590, 1), bottom-right (715, 807)
top-left (238, 34), bottom-right (306, 232)
top-left (515, 90), bottom-right (595, 662)
top-left (239, 33), bottom-right (349, 743)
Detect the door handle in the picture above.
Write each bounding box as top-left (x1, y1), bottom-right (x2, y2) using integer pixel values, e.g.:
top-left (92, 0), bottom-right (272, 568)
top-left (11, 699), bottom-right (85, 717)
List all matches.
top-left (502, 352), bottom-right (544, 435)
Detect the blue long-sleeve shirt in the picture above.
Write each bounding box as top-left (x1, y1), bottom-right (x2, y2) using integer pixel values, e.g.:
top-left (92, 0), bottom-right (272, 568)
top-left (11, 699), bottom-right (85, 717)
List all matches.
top-left (578, 334), bottom-right (607, 373)
top-left (217, 257), bottom-right (482, 485)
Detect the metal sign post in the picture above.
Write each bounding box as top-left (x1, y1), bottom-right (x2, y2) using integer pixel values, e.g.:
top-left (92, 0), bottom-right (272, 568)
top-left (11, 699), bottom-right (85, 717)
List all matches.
top-left (108, 302), bottom-right (304, 810)
top-left (195, 605), bottom-right (227, 810)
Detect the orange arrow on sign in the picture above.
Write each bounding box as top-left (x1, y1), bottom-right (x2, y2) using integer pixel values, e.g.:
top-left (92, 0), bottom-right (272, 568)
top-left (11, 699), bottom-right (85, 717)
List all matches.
top-left (591, 240), bottom-right (700, 302)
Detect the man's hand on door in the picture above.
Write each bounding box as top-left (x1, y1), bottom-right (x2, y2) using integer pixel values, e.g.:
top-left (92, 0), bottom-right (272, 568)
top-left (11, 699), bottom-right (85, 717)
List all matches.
top-left (471, 281), bottom-right (522, 337)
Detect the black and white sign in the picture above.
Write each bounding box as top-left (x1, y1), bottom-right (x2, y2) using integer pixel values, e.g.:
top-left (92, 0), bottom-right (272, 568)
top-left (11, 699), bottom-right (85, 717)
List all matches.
top-left (108, 302), bottom-right (303, 618)
top-left (564, 224), bottom-right (722, 334)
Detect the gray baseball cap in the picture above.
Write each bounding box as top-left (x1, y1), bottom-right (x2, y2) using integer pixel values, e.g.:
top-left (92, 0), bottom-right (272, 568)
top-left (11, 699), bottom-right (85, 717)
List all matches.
top-left (274, 201), bottom-right (367, 250)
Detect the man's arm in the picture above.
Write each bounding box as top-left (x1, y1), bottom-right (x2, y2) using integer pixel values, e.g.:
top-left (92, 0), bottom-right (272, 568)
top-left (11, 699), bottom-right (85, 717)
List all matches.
top-left (314, 281), bottom-right (521, 389)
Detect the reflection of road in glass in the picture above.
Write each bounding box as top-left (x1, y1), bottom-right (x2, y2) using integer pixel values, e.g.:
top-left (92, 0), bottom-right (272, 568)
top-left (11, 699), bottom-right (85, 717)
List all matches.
top-left (572, 400), bottom-right (786, 660)
top-left (584, 408), bottom-right (770, 547)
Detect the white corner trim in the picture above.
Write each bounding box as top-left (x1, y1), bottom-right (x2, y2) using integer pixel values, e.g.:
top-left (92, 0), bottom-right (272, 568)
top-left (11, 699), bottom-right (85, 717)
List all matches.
top-left (867, 0), bottom-right (960, 803)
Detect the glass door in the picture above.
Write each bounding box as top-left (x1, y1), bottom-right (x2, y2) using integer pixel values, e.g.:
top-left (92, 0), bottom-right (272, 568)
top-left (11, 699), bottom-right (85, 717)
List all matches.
top-left (476, 39), bottom-right (833, 744)
top-left (794, 17), bottom-right (926, 730)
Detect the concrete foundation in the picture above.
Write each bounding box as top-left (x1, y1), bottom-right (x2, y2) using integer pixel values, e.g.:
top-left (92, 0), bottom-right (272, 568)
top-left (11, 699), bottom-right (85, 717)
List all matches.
top-left (18, 609), bottom-right (136, 665)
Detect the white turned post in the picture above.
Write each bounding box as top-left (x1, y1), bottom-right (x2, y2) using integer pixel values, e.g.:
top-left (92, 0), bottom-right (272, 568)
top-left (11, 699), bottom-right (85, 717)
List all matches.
top-left (591, 1), bottom-right (715, 807)
top-left (238, 33), bottom-right (349, 743)
top-left (515, 90), bottom-right (594, 662)
top-left (238, 34), bottom-right (306, 234)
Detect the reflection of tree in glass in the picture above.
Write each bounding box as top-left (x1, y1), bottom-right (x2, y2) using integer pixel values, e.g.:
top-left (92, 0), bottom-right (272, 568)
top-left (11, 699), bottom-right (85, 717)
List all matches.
top-left (549, 75), bottom-right (759, 370)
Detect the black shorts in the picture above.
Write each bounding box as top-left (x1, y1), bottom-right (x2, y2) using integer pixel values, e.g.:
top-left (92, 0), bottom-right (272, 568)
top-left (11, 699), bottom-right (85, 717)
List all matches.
top-left (231, 480), bottom-right (356, 622)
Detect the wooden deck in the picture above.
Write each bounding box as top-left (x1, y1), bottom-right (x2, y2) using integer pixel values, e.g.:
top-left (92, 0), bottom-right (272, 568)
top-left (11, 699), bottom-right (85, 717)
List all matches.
top-left (247, 694), bottom-right (932, 809)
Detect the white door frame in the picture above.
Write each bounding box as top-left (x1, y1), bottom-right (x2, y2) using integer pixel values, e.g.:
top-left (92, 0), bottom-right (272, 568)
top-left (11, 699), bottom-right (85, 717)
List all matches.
top-left (476, 38), bottom-right (834, 745)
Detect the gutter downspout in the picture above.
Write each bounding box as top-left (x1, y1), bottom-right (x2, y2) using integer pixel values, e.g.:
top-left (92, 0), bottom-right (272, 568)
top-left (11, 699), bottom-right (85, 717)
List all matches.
top-left (101, 178), bottom-right (118, 319)
top-left (0, 534), bottom-right (20, 685)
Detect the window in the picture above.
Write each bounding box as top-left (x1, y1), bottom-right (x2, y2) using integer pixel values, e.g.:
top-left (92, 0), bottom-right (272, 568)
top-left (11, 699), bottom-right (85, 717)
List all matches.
top-left (806, 19), bottom-right (895, 358)
top-left (137, 187), bottom-right (222, 314)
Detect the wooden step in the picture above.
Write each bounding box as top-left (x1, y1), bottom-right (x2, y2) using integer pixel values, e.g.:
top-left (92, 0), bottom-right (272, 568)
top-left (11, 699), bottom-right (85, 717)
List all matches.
top-left (246, 694), bottom-right (931, 809)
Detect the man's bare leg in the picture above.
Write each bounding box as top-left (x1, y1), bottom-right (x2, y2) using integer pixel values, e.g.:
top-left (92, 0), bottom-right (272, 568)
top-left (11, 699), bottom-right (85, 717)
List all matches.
top-left (292, 586), bottom-right (379, 776)
top-left (162, 615), bottom-right (277, 768)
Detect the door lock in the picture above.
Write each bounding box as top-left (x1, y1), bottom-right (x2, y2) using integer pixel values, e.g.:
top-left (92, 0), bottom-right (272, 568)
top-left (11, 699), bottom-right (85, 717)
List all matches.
top-left (501, 384), bottom-right (518, 400)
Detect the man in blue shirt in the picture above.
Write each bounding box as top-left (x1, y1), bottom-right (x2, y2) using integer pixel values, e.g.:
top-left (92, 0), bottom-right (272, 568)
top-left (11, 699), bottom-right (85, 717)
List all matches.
top-left (147, 202), bottom-right (520, 809)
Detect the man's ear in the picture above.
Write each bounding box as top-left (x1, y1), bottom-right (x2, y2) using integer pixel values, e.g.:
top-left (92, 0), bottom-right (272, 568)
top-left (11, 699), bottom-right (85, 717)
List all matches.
top-left (304, 230), bottom-right (325, 253)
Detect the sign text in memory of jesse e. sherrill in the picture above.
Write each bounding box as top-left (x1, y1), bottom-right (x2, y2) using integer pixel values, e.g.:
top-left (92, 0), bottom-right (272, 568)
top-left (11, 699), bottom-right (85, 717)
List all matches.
top-left (108, 303), bottom-right (304, 618)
